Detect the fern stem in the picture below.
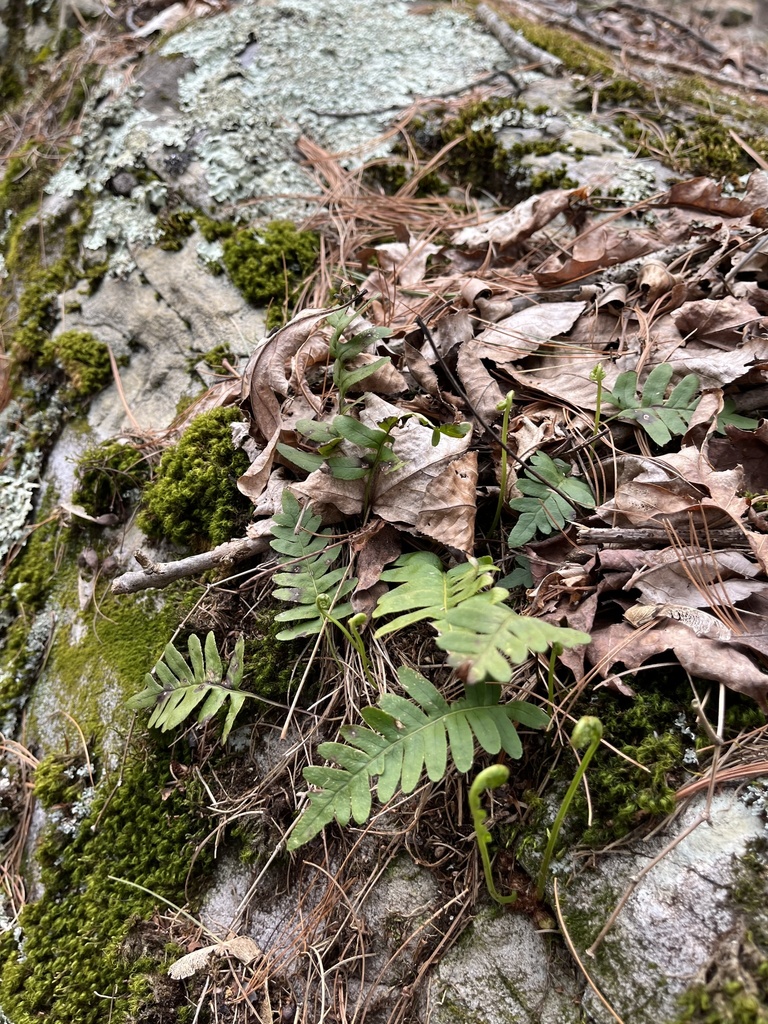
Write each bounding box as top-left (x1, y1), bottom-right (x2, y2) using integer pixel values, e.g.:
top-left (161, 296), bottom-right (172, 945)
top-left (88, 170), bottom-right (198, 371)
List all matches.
top-left (536, 717), bottom-right (603, 901)
top-left (320, 604), bottom-right (375, 687)
top-left (590, 364), bottom-right (606, 438)
top-left (490, 391), bottom-right (515, 536)
top-left (469, 765), bottom-right (517, 906)
top-left (547, 643), bottom-right (563, 710)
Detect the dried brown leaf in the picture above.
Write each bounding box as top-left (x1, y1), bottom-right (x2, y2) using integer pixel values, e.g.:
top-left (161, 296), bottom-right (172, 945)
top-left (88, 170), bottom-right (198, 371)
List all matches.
top-left (533, 224), bottom-right (657, 287)
top-left (671, 296), bottom-right (763, 343)
top-left (624, 548), bottom-right (764, 607)
top-left (666, 171), bottom-right (768, 217)
top-left (456, 342), bottom-right (505, 423)
top-left (452, 187), bottom-right (586, 250)
top-left (404, 340), bottom-right (441, 398)
top-left (168, 936), bottom-right (262, 980)
top-left (588, 620), bottom-right (768, 711)
top-left (242, 307), bottom-right (329, 440)
top-left (415, 450), bottom-right (478, 554)
top-left (472, 301), bottom-right (586, 363)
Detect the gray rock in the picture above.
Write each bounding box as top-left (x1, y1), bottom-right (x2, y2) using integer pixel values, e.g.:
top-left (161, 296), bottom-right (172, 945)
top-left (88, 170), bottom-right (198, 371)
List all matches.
top-left (560, 792), bottom-right (765, 1024)
top-left (427, 907), bottom-right (582, 1024)
top-left (52, 234), bottom-right (264, 441)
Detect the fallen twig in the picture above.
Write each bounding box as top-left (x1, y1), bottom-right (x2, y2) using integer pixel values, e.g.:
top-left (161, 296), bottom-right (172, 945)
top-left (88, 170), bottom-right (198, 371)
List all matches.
top-left (476, 4), bottom-right (563, 76)
top-left (111, 536), bottom-right (269, 595)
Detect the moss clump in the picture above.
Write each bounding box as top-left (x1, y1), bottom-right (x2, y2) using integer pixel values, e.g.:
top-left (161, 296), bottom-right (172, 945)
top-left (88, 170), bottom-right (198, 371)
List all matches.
top-left (363, 161), bottom-right (449, 198)
top-left (194, 212), bottom-right (236, 243)
top-left (72, 439), bottom-right (150, 519)
top-left (41, 329), bottom-right (112, 399)
top-left (1, 502), bottom-right (65, 619)
top-left (33, 752), bottom-right (88, 809)
top-left (0, 750), bottom-right (211, 1024)
top-left (8, 203), bottom-right (92, 365)
top-left (0, 142), bottom-right (52, 223)
top-left (221, 220), bottom-right (320, 320)
top-left (156, 209), bottom-right (196, 251)
top-left (528, 166), bottom-right (580, 192)
top-left (501, 16), bottom-right (615, 77)
top-left (544, 682), bottom-right (689, 849)
top-left (243, 613), bottom-right (309, 703)
top-left (416, 97), bottom-right (573, 204)
top-left (579, 688), bottom-right (684, 844)
top-left (138, 406), bottom-right (252, 550)
top-left (195, 343), bottom-right (235, 376)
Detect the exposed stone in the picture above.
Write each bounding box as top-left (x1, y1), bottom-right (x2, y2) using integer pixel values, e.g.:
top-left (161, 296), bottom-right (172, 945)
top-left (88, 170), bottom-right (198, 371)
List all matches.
top-left (427, 908), bottom-right (582, 1024)
top-left (561, 792), bottom-right (765, 1024)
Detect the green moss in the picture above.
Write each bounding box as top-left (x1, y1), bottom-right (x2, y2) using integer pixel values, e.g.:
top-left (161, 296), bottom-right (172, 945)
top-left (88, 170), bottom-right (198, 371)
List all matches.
top-left (575, 689), bottom-right (684, 846)
top-left (8, 202), bottom-right (92, 366)
top-left (501, 16), bottom-right (615, 77)
top-left (243, 613), bottom-right (308, 703)
top-left (156, 209), bottom-right (196, 252)
top-left (72, 439), bottom-right (151, 519)
top-left (33, 751), bottom-right (87, 809)
top-left (138, 406), bottom-right (252, 550)
top-left (414, 97), bottom-right (574, 204)
top-left (221, 220), bottom-right (320, 315)
top-left (32, 584), bottom-right (191, 748)
top-left (0, 748), bottom-right (211, 1024)
top-left (528, 166), bottom-right (580, 192)
top-left (194, 212), bottom-right (236, 243)
top-left (195, 343), bottom-right (235, 376)
top-left (363, 161), bottom-right (450, 197)
top-left (596, 77), bottom-right (654, 107)
top-left (0, 142), bottom-right (52, 222)
top-left (41, 328), bottom-right (112, 399)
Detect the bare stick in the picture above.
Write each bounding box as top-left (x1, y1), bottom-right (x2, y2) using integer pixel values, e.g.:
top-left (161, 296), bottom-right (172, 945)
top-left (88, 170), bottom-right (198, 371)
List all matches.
top-left (111, 537), bottom-right (270, 595)
top-left (476, 4), bottom-right (562, 75)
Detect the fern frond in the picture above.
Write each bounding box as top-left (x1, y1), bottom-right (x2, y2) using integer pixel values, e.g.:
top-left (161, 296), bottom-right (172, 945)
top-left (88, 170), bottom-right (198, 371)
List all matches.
top-left (127, 632), bottom-right (248, 742)
top-left (372, 552), bottom-right (500, 636)
top-left (287, 667), bottom-right (549, 849)
top-left (434, 597), bottom-right (591, 683)
top-left (270, 491), bottom-right (356, 640)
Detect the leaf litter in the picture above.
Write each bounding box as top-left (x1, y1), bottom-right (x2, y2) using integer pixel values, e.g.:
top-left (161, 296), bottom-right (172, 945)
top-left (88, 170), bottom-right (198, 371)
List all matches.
top-left (99, 26), bottom-right (768, 1016)
top-left (221, 153), bottom-right (768, 718)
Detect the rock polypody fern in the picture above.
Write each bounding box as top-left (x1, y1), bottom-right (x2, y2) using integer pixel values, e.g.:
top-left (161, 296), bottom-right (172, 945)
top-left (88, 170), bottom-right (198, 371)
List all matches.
top-left (287, 668), bottom-right (549, 850)
top-left (270, 491), bottom-right (356, 641)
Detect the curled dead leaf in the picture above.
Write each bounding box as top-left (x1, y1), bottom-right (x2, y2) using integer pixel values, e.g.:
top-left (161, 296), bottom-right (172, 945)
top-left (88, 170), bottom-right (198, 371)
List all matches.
top-left (637, 260), bottom-right (679, 303)
top-left (168, 936), bottom-right (262, 980)
top-left (452, 187), bottom-right (586, 250)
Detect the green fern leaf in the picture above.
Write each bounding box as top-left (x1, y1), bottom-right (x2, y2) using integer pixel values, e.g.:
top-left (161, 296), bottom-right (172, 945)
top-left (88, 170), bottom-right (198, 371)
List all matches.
top-left (127, 633), bottom-right (249, 742)
top-left (286, 667), bottom-right (549, 850)
top-left (270, 491), bottom-right (356, 640)
top-left (434, 596), bottom-right (591, 683)
top-left (508, 453), bottom-right (595, 547)
top-left (372, 552), bottom-right (499, 636)
top-left (604, 365), bottom-right (701, 445)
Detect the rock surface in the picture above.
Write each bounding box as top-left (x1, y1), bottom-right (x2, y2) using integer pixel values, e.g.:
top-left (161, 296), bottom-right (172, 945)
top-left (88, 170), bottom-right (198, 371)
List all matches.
top-left (2, 2), bottom-right (768, 1023)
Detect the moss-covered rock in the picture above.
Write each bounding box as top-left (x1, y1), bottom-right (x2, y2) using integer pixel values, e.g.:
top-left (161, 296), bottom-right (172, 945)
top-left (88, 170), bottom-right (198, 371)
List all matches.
top-left (41, 329), bottom-right (112, 399)
top-left (0, 748), bottom-right (211, 1024)
top-left (221, 220), bottom-right (319, 328)
top-left (138, 406), bottom-right (252, 550)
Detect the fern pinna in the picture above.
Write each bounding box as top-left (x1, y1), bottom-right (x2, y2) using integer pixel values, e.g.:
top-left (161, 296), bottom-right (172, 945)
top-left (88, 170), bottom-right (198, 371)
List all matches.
top-left (127, 631), bottom-right (249, 742)
top-left (287, 668), bottom-right (549, 849)
top-left (270, 491), bottom-right (356, 641)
